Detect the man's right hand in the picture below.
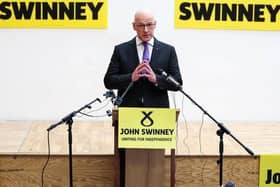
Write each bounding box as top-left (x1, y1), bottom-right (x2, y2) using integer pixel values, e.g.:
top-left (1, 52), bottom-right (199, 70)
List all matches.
top-left (131, 62), bottom-right (157, 84)
top-left (132, 63), bottom-right (145, 82)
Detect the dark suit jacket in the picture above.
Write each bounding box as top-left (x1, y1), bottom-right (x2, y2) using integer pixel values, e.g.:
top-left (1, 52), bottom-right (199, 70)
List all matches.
top-left (104, 37), bottom-right (182, 107)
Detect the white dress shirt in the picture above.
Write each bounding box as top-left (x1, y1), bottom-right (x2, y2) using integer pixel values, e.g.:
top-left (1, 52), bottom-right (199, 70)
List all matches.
top-left (135, 37), bottom-right (154, 63)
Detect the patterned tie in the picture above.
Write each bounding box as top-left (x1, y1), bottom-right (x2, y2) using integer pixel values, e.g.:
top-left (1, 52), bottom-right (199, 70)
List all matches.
top-left (142, 42), bottom-right (149, 62)
top-left (141, 42), bottom-right (149, 74)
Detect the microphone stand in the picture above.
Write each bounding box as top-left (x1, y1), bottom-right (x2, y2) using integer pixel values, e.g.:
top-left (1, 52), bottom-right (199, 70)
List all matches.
top-left (47, 98), bottom-right (101, 187)
top-left (110, 81), bottom-right (134, 187)
top-left (176, 85), bottom-right (254, 187)
top-left (114, 82), bottom-right (134, 106)
top-left (158, 69), bottom-right (254, 186)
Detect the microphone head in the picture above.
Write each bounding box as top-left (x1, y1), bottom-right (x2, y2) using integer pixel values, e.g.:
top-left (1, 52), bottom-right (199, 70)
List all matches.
top-left (103, 90), bottom-right (116, 99)
top-left (157, 68), bottom-right (168, 77)
top-left (114, 97), bottom-right (123, 106)
top-left (96, 98), bottom-right (101, 103)
top-left (106, 110), bottom-right (112, 117)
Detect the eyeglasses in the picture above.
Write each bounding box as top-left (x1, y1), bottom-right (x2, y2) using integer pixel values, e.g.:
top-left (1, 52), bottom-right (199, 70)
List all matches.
top-left (135, 23), bottom-right (156, 29)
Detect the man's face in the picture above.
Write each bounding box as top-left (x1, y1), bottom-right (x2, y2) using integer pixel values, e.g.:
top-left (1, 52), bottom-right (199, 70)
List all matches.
top-left (133, 14), bottom-right (156, 42)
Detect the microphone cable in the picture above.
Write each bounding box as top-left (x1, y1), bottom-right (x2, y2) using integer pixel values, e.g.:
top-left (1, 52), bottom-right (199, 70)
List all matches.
top-left (199, 113), bottom-right (206, 154)
top-left (41, 130), bottom-right (51, 187)
top-left (78, 111), bottom-right (112, 118)
top-left (75, 98), bottom-right (113, 118)
top-left (41, 94), bottom-right (111, 187)
top-left (180, 95), bottom-right (190, 154)
top-left (84, 99), bottom-right (111, 113)
top-left (171, 92), bottom-right (179, 154)
top-left (199, 112), bottom-right (208, 187)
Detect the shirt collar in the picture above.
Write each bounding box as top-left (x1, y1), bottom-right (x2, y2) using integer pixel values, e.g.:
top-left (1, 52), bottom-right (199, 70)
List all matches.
top-left (136, 36), bottom-right (154, 47)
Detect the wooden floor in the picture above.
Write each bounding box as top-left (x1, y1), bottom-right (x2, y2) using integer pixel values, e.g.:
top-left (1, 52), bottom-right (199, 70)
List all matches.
top-left (0, 120), bottom-right (279, 187)
top-left (0, 154), bottom-right (259, 187)
top-left (0, 120), bottom-right (279, 155)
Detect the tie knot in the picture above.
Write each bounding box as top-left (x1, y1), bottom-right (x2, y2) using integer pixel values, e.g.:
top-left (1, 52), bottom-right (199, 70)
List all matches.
top-left (143, 42), bottom-right (148, 46)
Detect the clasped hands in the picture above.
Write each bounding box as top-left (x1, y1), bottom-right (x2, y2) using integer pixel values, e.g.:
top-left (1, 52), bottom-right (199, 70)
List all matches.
top-left (131, 60), bottom-right (157, 84)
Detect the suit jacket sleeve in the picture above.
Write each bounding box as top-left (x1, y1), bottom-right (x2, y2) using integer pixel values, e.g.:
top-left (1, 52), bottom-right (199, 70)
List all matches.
top-left (104, 45), bottom-right (133, 89)
top-left (154, 45), bottom-right (183, 91)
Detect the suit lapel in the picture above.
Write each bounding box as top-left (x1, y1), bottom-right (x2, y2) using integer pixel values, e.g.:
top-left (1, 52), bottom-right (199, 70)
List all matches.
top-left (150, 38), bottom-right (161, 68)
top-left (127, 38), bottom-right (139, 70)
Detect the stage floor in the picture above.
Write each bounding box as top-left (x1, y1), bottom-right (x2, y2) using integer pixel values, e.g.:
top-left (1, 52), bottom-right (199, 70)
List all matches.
top-left (0, 120), bottom-right (279, 155)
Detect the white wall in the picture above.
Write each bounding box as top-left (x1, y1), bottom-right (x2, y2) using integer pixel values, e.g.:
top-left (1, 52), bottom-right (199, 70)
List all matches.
top-left (0, 0), bottom-right (279, 121)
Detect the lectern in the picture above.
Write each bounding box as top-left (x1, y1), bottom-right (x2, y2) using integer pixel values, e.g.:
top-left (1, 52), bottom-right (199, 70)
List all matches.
top-left (112, 108), bottom-right (179, 187)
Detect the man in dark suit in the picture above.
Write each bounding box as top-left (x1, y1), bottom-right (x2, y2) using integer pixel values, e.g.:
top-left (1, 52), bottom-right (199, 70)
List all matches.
top-left (104, 10), bottom-right (182, 187)
top-left (104, 10), bottom-right (182, 107)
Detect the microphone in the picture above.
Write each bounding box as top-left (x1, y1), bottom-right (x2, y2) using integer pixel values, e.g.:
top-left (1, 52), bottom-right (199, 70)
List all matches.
top-left (106, 110), bottom-right (112, 117)
top-left (103, 90), bottom-right (116, 99)
top-left (114, 81), bottom-right (134, 106)
top-left (103, 90), bottom-right (116, 104)
top-left (158, 69), bottom-right (182, 89)
top-left (47, 98), bottom-right (101, 131)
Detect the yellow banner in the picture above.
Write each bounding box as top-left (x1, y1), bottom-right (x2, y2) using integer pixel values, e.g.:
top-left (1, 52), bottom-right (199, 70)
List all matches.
top-left (259, 155), bottom-right (280, 186)
top-left (175, 0), bottom-right (280, 31)
top-left (0, 0), bottom-right (108, 28)
top-left (118, 107), bottom-right (176, 149)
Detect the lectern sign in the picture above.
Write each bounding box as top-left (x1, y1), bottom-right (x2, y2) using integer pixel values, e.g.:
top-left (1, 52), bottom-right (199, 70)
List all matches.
top-left (259, 154), bottom-right (280, 186)
top-left (118, 107), bottom-right (176, 149)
